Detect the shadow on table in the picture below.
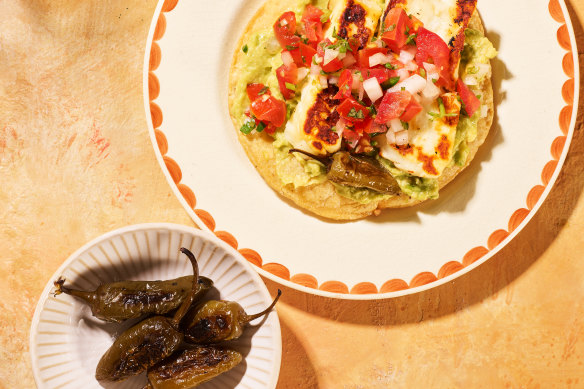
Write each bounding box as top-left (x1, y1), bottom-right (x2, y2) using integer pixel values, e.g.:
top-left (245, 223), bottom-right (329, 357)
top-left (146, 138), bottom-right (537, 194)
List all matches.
top-left (262, 5), bottom-right (584, 327)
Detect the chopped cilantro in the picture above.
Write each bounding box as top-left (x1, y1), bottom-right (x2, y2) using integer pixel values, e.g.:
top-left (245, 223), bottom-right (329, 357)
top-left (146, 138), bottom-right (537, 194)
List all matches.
top-left (405, 33), bottom-right (417, 46)
top-left (285, 82), bottom-right (296, 91)
top-left (286, 45), bottom-right (299, 50)
top-left (257, 86), bottom-right (269, 96)
top-left (381, 76), bottom-right (400, 89)
top-left (387, 24), bottom-right (396, 32)
top-left (242, 44), bottom-right (248, 54)
top-left (400, 120), bottom-right (409, 130)
top-left (239, 120), bottom-right (256, 134)
top-left (347, 107), bottom-right (365, 119)
top-left (419, 68), bottom-right (426, 78)
top-left (384, 63), bottom-right (397, 70)
top-left (256, 122), bottom-right (266, 133)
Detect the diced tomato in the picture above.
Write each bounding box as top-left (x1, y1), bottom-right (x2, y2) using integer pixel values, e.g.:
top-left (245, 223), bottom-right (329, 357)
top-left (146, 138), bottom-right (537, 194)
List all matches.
top-left (375, 90), bottom-right (412, 123)
top-left (246, 83), bottom-right (271, 102)
top-left (264, 123), bottom-right (277, 135)
top-left (381, 8), bottom-right (413, 52)
top-left (302, 5), bottom-right (324, 22)
top-left (276, 63), bottom-right (298, 100)
top-left (304, 20), bottom-right (324, 43)
top-left (356, 47), bottom-right (389, 68)
top-left (322, 57), bottom-right (343, 73)
top-left (400, 98), bottom-right (423, 121)
top-left (409, 15), bottom-right (424, 33)
top-left (353, 117), bottom-right (374, 134)
top-left (360, 68), bottom-right (395, 84)
top-left (288, 43), bottom-right (317, 67)
top-left (317, 39), bottom-right (348, 73)
top-left (343, 127), bottom-right (360, 148)
top-left (274, 12), bottom-right (300, 49)
top-left (334, 69), bottom-right (353, 99)
top-left (251, 95), bottom-right (287, 127)
top-left (456, 79), bottom-right (481, 117)
top-left (415, 28), bottom-right (452, 88)
top-left (338, 97), bottom-right (370, 123)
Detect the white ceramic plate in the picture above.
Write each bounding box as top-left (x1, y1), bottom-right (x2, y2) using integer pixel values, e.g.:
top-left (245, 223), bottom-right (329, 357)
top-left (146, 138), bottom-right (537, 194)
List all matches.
top-left (145, 0), bottom-right (578, 298)
top-left (30, 224), bottom-right (282, 389)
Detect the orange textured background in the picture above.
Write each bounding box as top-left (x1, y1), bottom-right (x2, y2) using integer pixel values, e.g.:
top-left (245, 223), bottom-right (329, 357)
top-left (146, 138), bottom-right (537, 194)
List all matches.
top-left (0, 0), bottom-right (583, 388)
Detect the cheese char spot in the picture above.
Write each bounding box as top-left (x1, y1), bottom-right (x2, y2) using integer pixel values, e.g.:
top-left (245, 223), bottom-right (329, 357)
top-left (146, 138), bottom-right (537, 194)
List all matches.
top-left (303, 85), bottom-right (341, 149)
top-left (338, 1), bottom-right (369, 49)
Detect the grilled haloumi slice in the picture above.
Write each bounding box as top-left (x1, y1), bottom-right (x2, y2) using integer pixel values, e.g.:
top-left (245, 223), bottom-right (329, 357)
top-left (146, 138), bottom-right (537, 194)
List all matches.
top-left (378, 93), bottom-right (461, 178)
top-left (382, 0), bottom-right (477, 79)
top-left (284, 0), bottom-right (383, 155)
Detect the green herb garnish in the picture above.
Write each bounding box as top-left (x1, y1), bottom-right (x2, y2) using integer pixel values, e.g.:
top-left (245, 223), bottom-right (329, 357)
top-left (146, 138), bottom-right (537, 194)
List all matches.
top-left (242, 44), bottom-right (248, 54)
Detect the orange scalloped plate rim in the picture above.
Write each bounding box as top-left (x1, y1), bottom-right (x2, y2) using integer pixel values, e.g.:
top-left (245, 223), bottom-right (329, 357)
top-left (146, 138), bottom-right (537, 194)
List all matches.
top-left (142, 0), bottom-right (579, 300)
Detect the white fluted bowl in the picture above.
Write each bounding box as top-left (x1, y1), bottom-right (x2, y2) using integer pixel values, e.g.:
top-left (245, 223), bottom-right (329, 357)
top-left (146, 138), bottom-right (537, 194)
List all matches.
top-left (30, 224), bottom-right (282, 389)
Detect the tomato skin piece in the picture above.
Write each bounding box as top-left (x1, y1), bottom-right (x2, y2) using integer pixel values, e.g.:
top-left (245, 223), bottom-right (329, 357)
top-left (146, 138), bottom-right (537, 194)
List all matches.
top-left (400, 98), bottom-right (423, 122)
top-left (338, 98), bottom-right (370, 123)
top-left (246, 83), bottom-right (271, 102)
top-left (274, 12), bottom-right (299, 49)
top-left (415, 28), bottom-right (452, 88)
top-left (360, 68), bottom-right (395, 84)
top-left (322, 57), bottom-right (343, 73)
top-left (456, 79), bottom-right (481, 117)
top-left (288, 43), bottom-right (317, 68)
top-left (356, 47), bottom-right (389, 68)
top-left (334, 69), bottom-right (353, 100)
top-left (276, 63), bottom-right (298, 100)
top-left (381, 8), bottom-right (412, 52)
top-left (251, 96), bottom-right (287, 127)
top-left (304, 20), bottom-right (324, 43)
top-left (302, 5), bottom-right (324, 22)
top-left (375, 91), bottom-right (412, 123)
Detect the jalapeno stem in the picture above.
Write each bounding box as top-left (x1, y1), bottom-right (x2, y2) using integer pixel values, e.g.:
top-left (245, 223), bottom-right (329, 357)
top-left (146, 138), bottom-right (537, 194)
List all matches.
top-left (53, 278), bottom-right (97, 304)
top-left (244, 289), bottom-right (282, 323)
top-left (289, 149), bottom-right (331, 167)
top-left (171, 248), bottom-right (200, 326)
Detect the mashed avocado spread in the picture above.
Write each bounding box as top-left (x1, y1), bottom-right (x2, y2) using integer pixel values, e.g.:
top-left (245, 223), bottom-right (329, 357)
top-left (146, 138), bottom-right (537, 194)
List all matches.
top-left (234, 10), bottom-right (496, 204)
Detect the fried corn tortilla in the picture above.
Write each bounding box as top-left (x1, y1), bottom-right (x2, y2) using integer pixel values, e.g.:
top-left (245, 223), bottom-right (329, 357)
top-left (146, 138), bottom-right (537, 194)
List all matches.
top-left (228, 1), bottom-right (494, 220)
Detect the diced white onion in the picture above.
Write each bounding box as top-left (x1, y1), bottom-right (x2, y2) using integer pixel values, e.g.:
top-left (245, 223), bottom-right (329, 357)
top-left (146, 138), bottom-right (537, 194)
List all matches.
top-left (399, 48), bottom-right (416, 64)
top-left (266, 37), bottom-right (280, 55)
top-left (389, 118), bottom-right (404, 133)
top-left (405, 61), bottom-right (418, 71)
top-left (481, 104), bottom-right (488, 118)
top-left (342, 53), bottom-right (357, 67)
top-left (363, 77), bottom-right (383, 102)
top-left (329, 76), bottom-right (339, 85)
top-left (388, 74), bottom-right (426, 95)
top-left (336, 118), bottom-right (347, 134)
top-left (351, 73), bottom-right (361, 89)
top-left (397, 68), bottom-right (410, 80)
top-left (297, 68), bottom-right (310, 82)
top-left (280, 19), bottom-right (288, 26)
top-left (463, 75), bottom-right (478, 86)
top-left (319, 75), bottom-right (328, 88)
top-left (386, 130), bottom-right (396, 144)
top-left (421, 78), bottom-right (441, 100)
top-left (310, 63), bottom-right (321, 76)
top-left (376, 39), bottom-right (385, 48)
top-left (324, 48), bottom-right (339, 65)
top-left (395, 130), bottom-right (409, 146)
top-left (281, 51), bottom-right (294, 67)
top-left (423, 62), bottom-right (437, 73)
top-left (369, 53), bottom-right (391, 67)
